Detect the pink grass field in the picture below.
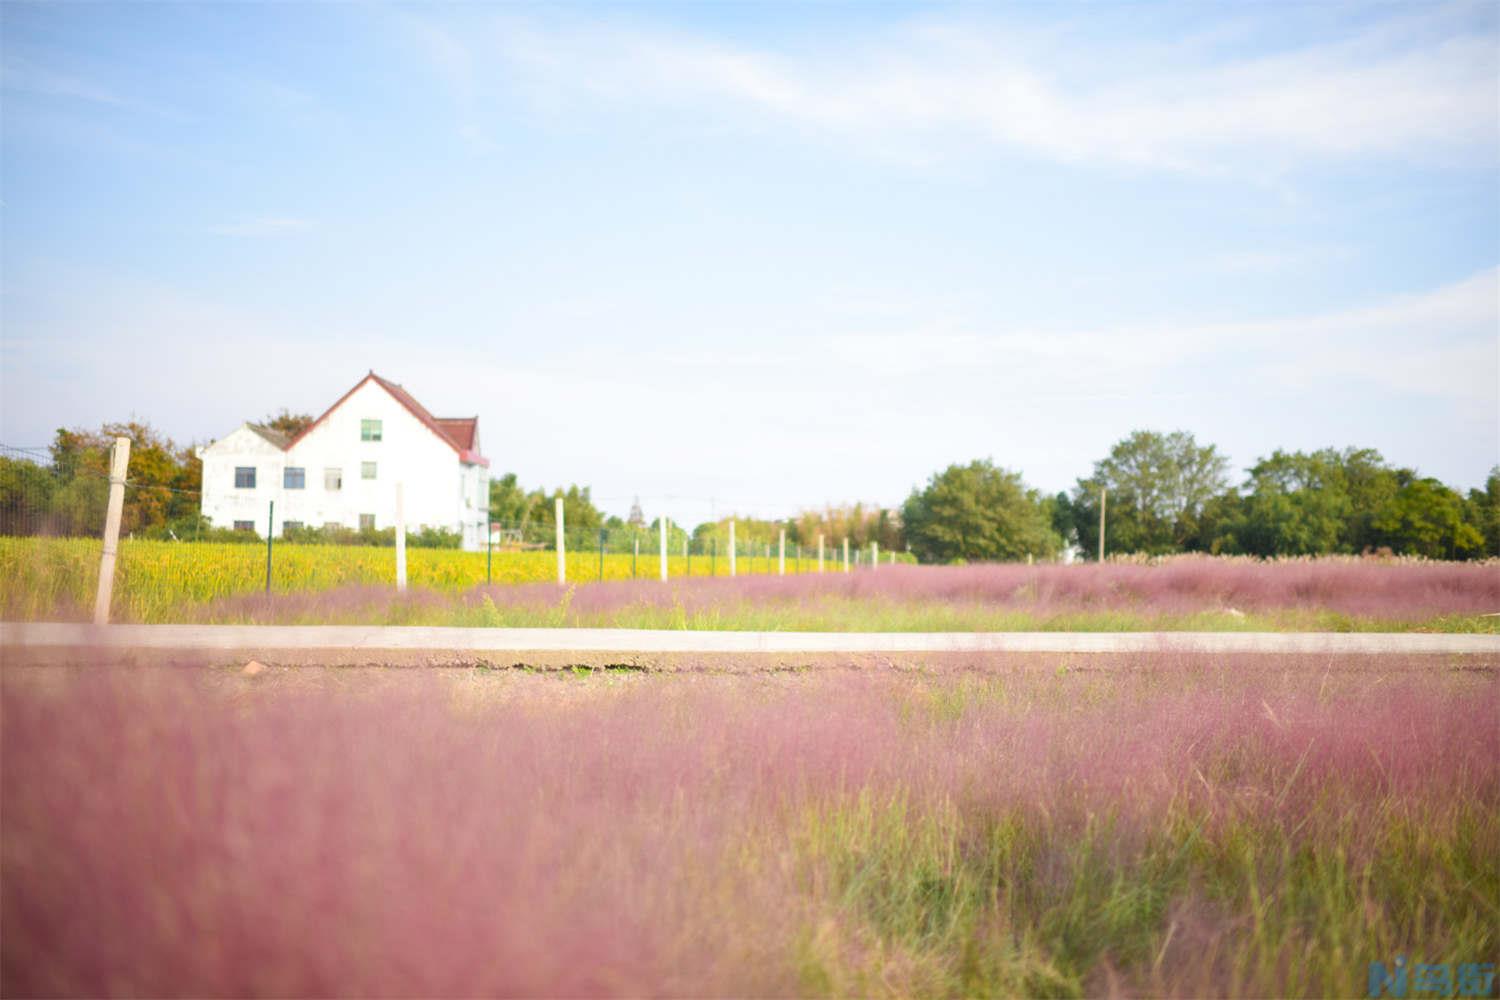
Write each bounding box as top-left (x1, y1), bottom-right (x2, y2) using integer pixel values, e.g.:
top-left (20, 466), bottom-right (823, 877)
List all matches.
top-left (194, 556), bottom-right (1500, 628)
top-left (3, 653), bottom-right (1496, 996)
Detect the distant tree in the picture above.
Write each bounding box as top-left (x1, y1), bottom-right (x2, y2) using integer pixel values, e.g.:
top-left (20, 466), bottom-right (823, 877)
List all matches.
top-left (790, 503), bottom-right (902, 551)
top-left (1234, 449), bottom-right (1359, 556)
top-left (648, 516), bottom-right (691, 551)
top-left (488, 473), bottom-right (534, 527)
top-left (1073, 430), bottom-right (1231, 556)
top-left (1048, 492), bottom-right (1078, 550)
top-left (1370, 476), bottom-right (1485, 560)
top-left (529, 484), bottom-right (604, 543)
top-left (0, 456), bottom-right (60, 535)
top-left (262, 409), bottom-right (314, 439)
top-left (902, 460), bottom-right (1059, 563)
top-left (1465, 467), bottom-right (1500, 558)
top-left (691, 516), bottom-right (791, 553)
top-left (42, 422), bottom-right (200, 536)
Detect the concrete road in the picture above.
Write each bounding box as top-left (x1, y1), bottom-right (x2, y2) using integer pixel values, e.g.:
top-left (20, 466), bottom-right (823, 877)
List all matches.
top-left (3, 622), bottom-right (1497, 656)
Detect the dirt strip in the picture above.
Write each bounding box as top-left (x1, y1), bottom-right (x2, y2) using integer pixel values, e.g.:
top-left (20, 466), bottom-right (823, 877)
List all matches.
top-left (3, 622), bottom-right (1497, 671)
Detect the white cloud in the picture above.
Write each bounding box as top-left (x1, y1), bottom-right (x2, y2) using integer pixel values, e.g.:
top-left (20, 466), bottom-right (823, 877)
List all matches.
top-left (420, 7), bottom-right (1499, 173)
top-left (681, 266), bottom-right (1500, 404)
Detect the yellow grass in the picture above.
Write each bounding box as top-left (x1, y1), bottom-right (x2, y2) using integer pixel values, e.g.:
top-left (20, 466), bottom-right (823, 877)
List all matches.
top-left (0, 536), bottom-right (834, 621)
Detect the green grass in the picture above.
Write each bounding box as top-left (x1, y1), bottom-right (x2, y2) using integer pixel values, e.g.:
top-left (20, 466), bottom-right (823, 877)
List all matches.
top-left (784, 796), bottom-right (1497, 997)
top-left (2, 535), bottom-right (1493, 632)
top-left (180, 590), bottom-right (1499, 633)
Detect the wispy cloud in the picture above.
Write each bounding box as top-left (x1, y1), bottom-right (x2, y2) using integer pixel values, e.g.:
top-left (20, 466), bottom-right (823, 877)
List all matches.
top-left (647, 266), bottom-right (1499, 411)
top-left (206, 217), bottom-right (312, 238)
top-left (410, 6), bottom-right (1498, 173)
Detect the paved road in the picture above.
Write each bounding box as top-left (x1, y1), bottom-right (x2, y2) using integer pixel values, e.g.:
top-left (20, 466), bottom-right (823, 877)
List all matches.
top-left (3, 622), bottom-right (1496, 655)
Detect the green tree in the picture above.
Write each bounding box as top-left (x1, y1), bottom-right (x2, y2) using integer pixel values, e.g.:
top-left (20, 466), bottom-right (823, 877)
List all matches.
top-left (1370, 476), bottom-right (1485, 559)
top-left (1073, 430), bottom-right (1231, 557)
top-left (692, 516), bottom-right (792, 554)
top-left (901, 460), bottom-right (1059, 563)
top-left (41, 422), bottom-right (200, 536)
top-left (1465, 467), bottom-right (1500, 558)
top-left (529, 484), bottom-right (603, 545)
top-left (261, 409), bottom-right (314, 438)
top-left (0, 455), bottom-right (60, 535)
top-left (488, 473), bottom-right (535, 527)
top-left (1233, 449), bottom-right (1366, 555)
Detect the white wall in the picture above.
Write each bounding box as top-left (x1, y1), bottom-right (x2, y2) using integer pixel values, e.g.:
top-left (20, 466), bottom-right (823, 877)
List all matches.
top-left (199, 380), bottom-right (490, 550)
top-left (199, 426), bottom-right (286, 534)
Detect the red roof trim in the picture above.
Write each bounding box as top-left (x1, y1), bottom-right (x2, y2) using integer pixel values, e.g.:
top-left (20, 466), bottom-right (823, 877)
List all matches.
top-left (284, 373), bottom-right (487, 465)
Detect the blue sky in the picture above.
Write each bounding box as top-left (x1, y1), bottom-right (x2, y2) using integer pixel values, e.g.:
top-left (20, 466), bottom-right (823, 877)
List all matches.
top-left (2, 1), bottom-right (1496, 527)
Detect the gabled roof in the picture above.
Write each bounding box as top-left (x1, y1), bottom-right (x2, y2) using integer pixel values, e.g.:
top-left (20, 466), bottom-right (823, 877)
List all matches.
top-left (435, 418), bottom-right (478, 451)
top-left (286, 372), bottom-right (489, 467)
top-left (246, 423), bottom-right (291, 449)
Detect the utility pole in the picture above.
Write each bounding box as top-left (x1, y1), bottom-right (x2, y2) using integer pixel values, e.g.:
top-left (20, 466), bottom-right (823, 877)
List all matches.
top-left (1098, 486), bottom-right (1107, 563)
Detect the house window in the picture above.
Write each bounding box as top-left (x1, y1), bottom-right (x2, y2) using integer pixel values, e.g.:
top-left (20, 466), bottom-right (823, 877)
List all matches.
top-left (234, 466), bottom-right (256, 489)
top-left (325, 467), bottom-right (342, 491)
top-left (361, 419), bottom-right (382, 442)
top-left (359, 513), bottom-right (376, 531)
top-left (233, 520), bottom-right (255, 532)
top-left (284, 467), bottom-right (306, 489)
top-left (362, 461), bottom-right (377, 480)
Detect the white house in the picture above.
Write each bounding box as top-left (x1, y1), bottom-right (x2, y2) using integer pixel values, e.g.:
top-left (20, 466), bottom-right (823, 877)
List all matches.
top-left (199, 372), bottom-right (490, 550)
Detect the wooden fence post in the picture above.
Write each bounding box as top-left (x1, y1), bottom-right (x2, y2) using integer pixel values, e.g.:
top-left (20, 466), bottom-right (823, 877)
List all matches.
top-left (92, 436), bottom-right (130, 626)
top-left (265, 500), bottom-right (275, 596)
top-left (843, 537), bottom-right (850, 573)
top-left (395, 483), bottom-right (407, 592)
top-left (556, 496), bottom-right (566, 585)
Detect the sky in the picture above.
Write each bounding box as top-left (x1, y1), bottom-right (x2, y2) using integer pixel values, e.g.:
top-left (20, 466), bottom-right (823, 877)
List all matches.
top-left (2, 1), bottom-right (1497, 528)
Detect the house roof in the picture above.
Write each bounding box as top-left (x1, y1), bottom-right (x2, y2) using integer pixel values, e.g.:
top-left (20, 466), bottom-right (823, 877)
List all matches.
top-left (285, 372), bottom-right (489, 467)
top-left (246, 423), bottom-right (291, 449)
top-left (435, 417), bottom-right (478, 451)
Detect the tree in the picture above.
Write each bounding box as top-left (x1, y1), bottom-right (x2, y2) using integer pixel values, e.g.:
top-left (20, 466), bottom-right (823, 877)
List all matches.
top-left (790, 503), bottom-right (902, 551)
top-left (1370, 476), bottom-right (1485, 559)
top-left (1466, 467), bottom-right (1500, 558)
top-left (691, 516), bottom-right (791, 553)
top-left (488, 473), bottom-right (534, 527)
top-left (1235, 449), bottom-right (1358, 556)
top-left (901, 460), bottom-right (1059, 563)
top-left (1073, 430), bottom-right (1231, 556)
top-left (529, 484), bottom-right (603, 542)
top-left (261, 409), bottom-right (314, 438)
top-left (0, 455), bottom-right (60, 535)
top-left (42, 422), bottom-right (200, 536)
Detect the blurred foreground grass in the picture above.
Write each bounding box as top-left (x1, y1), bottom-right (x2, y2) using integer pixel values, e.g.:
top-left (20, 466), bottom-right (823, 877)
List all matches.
top-left (4, 660), bottom-right (1495, 996)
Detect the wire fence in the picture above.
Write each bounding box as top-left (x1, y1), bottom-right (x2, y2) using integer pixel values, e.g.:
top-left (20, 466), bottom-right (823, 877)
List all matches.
top-left (1, 441), bottom-right (909, 622)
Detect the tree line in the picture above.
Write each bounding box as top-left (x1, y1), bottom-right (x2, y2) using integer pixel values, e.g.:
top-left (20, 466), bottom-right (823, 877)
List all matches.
top-left (903, 431), bottom-right (1498, 563)
top-left (3, 421), bottom-right (1495, 562)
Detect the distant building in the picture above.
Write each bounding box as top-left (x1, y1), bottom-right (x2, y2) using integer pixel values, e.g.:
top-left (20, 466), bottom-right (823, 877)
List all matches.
top-left (198, 372), bottom-right (490, 550)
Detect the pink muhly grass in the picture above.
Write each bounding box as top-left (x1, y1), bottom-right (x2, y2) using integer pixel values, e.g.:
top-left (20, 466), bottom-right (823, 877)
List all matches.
top-left (185, 557), bottom-right (1499, 627)
top-left (3, 656), bottom-right (1495, 995)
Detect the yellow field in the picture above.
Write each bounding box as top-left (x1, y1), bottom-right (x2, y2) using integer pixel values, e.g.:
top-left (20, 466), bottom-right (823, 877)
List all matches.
top-left (0, 537), bottom-right (867, 621)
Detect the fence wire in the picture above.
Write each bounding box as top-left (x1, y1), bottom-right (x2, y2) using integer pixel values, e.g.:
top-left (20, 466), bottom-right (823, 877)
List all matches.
top-left (1, 442), bottom-right (907, 623)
